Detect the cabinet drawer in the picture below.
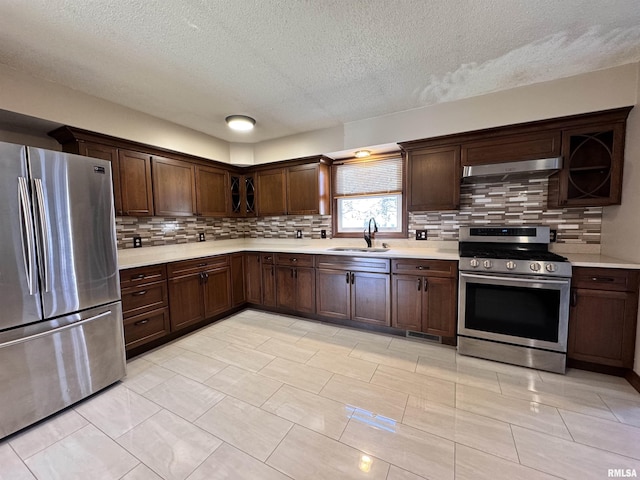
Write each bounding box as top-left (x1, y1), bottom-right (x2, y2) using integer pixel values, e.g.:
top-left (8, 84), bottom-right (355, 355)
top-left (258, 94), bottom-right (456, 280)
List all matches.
top-left (316, 255), bottom-right (390, 274)
top-left (571, 267), bottom-right (640, 292)
top-left (392, 259), bottom-right (457, 277)
top-left (275, 253), bottom-right (314, 268)
top-left (261, 253), bottom-right (275, 264)
top-left (121, 282), bottom-right (168, 318)
top-left (168, 255), bottom-right (229, 278)
top-left (123, 308), bottom-right (170, 350)
top-left (120, 264), bottom-right (167, 288)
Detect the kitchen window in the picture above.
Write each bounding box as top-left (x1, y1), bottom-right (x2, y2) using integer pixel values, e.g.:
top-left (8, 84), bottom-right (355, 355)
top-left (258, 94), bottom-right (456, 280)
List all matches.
top-left (332, 154), bottom-right (406, 238)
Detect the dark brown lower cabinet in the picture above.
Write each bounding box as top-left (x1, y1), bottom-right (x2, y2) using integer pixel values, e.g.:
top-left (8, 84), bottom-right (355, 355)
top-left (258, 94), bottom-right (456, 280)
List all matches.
top-left (568, 267), bottom-right (639, 369)
top-left (261, 254), bottom-right (276, 307)
top-left (230, 253), bottom-right (246, 307)
top-left (315, 256), bottom-right (391, 327)
top-left (245, 253), bottom-right (262, 305)
top-left (391, 259), bottom-right (458, 337)
top-left (276, 266), bottom-right (315, 314)
top-left (120, 264), bottom-right (170, 351)
top-left (167, 256), bottom-right (231, 332)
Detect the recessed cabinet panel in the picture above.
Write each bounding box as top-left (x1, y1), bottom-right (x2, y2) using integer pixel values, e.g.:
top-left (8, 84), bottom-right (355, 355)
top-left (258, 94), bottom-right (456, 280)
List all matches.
top-left (461, 131), bottom-right (561, 166)
top-left (152, 157), bottom-right (196, 216)
top-left (245, 253), bottom-right (262, 304)
top-left (196, 166), bottom-right (228, 217)
top-left (257, 168), bottom-right (286, 216)
top-left (119, 150), bottom-right (154, 216)
top-left (406, 146), bottom-right (460, 211)
top-left (79, 143), bottom-right (123, 216)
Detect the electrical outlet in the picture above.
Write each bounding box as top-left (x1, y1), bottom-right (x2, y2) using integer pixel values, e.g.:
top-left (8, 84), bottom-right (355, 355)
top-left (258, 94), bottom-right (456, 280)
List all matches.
top-left (550, 229), bottom-right (557, 242)
top-left (133, 236), bottom-right (142, 248)
top-left (296, 230), bottom-right (302, 239)
top-left (198, 232), bottom-right (206, 242)
top-left (320, 229), bottom-right (327, 239)
top-left (415, 229), bottom-right (428, 240)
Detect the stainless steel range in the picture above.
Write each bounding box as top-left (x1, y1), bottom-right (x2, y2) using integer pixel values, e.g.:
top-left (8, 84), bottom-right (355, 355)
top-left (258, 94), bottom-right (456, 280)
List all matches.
top-left (457, 226), bottom-right (571, 373)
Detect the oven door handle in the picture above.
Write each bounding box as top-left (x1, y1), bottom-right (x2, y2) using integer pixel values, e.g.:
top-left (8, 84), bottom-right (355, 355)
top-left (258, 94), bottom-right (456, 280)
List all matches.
top-left (460, 272), bottom-right (569, 286)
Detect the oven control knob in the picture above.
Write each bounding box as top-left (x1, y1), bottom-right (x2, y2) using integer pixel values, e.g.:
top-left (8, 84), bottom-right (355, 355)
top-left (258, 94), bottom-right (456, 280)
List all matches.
top-left (545, 263), bottom-right (557, 273)
top-left (469, 259), bottom-right (480, 268)
top-left (506, 261), bottom-right (517, 270)
top-left (483, 260), bottom-right (492, 269)
top-left (530, 262), bottom-right (542, 272)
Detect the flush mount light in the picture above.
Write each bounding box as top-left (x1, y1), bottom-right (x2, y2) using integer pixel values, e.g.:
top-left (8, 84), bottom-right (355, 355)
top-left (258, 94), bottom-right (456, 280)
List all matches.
top-left (354, 150), bottom-right (371, 158)
top-left (225, 115), bottom-right (256, 131)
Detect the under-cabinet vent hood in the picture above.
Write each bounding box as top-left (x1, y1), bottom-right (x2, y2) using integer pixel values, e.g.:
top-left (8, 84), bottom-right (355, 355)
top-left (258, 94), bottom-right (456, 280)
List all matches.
top-left (462, 157), bottom-right (563, 183)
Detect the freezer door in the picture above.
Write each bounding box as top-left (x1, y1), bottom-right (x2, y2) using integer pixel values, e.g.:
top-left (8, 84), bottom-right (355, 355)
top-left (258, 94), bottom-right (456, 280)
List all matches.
top-left (0, 142), bottom-right (42, 330)
top-left (28, 148), bottom-right (120, 319)
top-left (0, 302), bottom-right (125, 438)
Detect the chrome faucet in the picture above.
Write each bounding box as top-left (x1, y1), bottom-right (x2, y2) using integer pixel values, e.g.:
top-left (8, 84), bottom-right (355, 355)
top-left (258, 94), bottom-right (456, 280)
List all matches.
top-left (363, 217), bottom-right (378, 248)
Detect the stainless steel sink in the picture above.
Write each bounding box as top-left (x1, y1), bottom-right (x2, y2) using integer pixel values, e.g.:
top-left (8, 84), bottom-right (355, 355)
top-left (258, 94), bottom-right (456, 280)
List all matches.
top-left (327, 247), bottom-right (390, 253)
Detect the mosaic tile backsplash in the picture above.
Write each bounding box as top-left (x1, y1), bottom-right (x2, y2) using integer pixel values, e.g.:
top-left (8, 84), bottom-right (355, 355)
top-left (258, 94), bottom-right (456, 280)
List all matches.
top-left (116, 178), bottom-right (601, 249)
top-left (408, 178), bottom-right (602, 244)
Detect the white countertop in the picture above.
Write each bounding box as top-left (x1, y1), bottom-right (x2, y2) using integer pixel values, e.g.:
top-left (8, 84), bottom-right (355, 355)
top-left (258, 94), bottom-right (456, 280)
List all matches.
top-left (117, 239), bottom-right (640, 270)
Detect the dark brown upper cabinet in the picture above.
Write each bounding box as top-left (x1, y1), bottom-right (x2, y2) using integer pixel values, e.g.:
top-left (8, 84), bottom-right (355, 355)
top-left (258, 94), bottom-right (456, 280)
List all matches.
top-left (461, 131), bottom-right (561, 166)
top-left (152, 156), bottom-right (196, 216)
top-left (286, 163), bottom-right (331, 215)
top-left (548, 111), bottom-right (630, 207)
top-left (195, 165), bottom-right (228, 217)
top-left (77, 142), bottom-right (123, 216)
top-left (119, 149), bottom-right (154, 216)
top-left (229, 173), bottom-right (257, 217)
top-left (257, 168), bottom-right (287, 216)
top-left (404, 145), bottom-right (461, 211)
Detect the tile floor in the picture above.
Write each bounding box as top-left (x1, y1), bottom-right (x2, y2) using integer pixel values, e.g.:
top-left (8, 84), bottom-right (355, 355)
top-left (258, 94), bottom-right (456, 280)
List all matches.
top-left (2, 309), bottom-right (640, 480)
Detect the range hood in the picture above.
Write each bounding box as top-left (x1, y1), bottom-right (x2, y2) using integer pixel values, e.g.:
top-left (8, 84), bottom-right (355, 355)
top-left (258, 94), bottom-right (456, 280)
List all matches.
top-left (462, 157), bottom-right (563, 183)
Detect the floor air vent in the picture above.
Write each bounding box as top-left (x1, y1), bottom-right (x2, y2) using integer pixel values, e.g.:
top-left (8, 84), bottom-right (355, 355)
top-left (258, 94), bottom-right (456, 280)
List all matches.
top-left (406, 331), bottom-right (441, 342)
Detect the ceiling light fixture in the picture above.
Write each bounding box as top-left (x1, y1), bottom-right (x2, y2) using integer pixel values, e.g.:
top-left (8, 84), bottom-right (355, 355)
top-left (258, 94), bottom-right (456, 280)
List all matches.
top-left (354, 150), bottom-right (371, 158)
top-left (225, 115), bottom-right (256, 131)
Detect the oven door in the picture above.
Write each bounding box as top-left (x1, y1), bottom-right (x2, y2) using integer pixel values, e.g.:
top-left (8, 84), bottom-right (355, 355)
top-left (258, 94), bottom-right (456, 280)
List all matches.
top-left (458, 272), bottom-right (570, 352)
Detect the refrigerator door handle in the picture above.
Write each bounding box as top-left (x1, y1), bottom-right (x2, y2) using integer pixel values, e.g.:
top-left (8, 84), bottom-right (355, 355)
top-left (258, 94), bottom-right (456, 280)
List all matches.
top-left (17, 177), bottom-right (36, 295)
top-left (33, 178), bottom-right (50, 293)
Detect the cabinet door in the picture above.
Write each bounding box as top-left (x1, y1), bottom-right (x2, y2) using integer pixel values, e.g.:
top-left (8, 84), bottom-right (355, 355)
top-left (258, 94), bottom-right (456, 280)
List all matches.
top-left (276, 266), bottom-right (297, 311)
top-left (287, 164), bottom-right (328, 215)
top-left (152, 157), bottom-right (196, 216)
top-left (568, 288), bottom-right (637, 368)
top-left (392, 275), bottom-right (422, 331)
top-left (295, 267), bottom-right (316, 314)
top-left (245, 254), bottom-right (262, 304)
top-left (257, 168), bottom-right (286, 216)
top-left (550, 122), bottom-right (625, 208)
top-left (168, 273), bottom-right (205, 331)
top-left (262, 264), bottom-right (277, 307)
top-left (316, 269), bottom-right (351, 321)
top-left (196, 165), bottom-right (228, 217)
top-left (407, 146), bottom-right (460, 211)
top-left (203, 267), bottom-right (232, 318)
top-left (79, 142), bottom-right (123, 216)
top-left (423, 276), bottom-right (457, 337)
top-left (119, 149), bottom-right (154, 216)
top-left (230, 253), bottom-right (245, 307)
top-left (351, 272), bottom-right (390, 327)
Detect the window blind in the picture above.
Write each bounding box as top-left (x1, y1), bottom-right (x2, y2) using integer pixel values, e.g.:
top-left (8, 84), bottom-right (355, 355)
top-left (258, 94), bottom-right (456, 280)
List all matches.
top-left (334, 156), bottom-right (403, 197)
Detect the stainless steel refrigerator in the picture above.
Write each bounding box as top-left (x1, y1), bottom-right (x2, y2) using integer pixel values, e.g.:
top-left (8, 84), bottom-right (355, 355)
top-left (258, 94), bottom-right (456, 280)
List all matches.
top-left (0, 141), bottom-right (125, 438)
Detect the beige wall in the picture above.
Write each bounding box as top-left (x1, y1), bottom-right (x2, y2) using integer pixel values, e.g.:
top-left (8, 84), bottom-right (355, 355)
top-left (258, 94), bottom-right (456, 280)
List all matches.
top-left (0, 64), bottom-right (230, 162)
top-left (601, 63), bottom-right (640, 374)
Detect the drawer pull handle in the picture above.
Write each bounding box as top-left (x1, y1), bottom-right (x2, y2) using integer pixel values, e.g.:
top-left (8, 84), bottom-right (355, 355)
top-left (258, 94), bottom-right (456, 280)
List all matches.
top-left (132, 290), bottom-right (147, 296)
top-left (265, 256), bottom-right (272, 261)
top-left (290, 258), bottom-right (297, 262)
top-left (591, 277), bottom-right (615, 282)
top-left (133, 274), bottom-right (145, 279)
top-left (134, 319), bottom-right (149, 326)
top-left (416, 266), bottom-right (430, 270)
top-left (198, 263), bottom-right (207, 267)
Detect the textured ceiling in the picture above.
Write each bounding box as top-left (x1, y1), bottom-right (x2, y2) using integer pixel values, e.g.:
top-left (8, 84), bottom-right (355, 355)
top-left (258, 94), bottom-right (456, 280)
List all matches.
top-left (1, 0), bottom-right (639, 143)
